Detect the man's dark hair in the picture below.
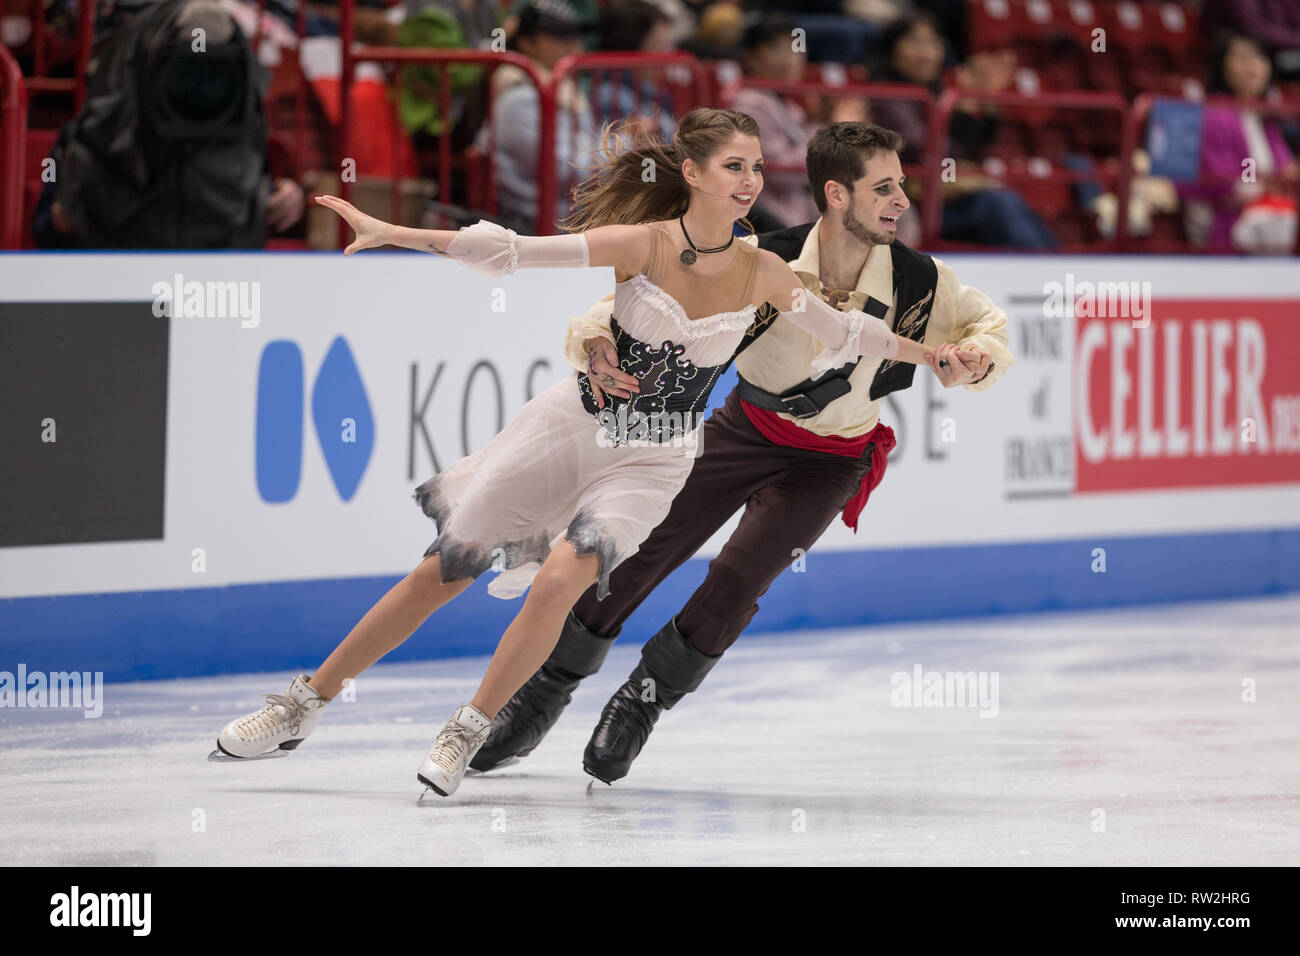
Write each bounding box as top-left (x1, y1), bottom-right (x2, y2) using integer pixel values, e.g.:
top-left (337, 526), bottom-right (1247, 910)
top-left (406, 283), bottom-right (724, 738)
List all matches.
top-left (598, 0), bottom-right (672, 52)
top-left (742, 13), bottom-right (797, 55)
top-left (806, 122), bottom-right (905, 213)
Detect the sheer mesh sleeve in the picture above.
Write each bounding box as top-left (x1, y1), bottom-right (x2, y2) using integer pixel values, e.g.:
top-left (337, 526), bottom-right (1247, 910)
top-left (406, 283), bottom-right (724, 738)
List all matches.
top-left (780, 293), bottom-right (899, 377)
top-left (445, 219), bottom-right (590, 279)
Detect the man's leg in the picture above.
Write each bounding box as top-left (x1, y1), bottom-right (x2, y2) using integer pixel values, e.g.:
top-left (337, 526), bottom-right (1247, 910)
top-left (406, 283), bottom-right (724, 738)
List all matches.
top-left (584, 448), bottom-right (872, 782)
top-left (471, 393), bottom-right (778, 770)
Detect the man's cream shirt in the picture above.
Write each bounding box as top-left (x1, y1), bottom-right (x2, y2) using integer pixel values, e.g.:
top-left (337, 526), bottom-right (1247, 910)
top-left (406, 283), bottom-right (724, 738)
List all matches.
top-left (564, 218), bottom-right (1014, 438)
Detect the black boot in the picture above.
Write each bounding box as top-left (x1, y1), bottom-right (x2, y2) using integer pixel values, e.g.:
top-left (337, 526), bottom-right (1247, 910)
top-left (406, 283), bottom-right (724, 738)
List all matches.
top-left (583, 617), bottom-right (719, 784)
top-left (470, 611), bottom-right (616, 771)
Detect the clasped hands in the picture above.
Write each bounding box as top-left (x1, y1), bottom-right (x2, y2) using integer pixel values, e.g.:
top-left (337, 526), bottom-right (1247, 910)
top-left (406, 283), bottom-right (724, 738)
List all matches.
top-left (926, 342), bottom-right (994, 387)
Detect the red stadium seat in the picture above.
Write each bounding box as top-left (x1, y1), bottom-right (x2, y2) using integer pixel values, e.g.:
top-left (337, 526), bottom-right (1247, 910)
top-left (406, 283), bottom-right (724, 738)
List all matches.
top-left (990, 120), bottom-right (1033, 157)
top-left (1151, 1), bottom-right (1198, 53)
top-left (969, 0), bottom-right (1019, 50)
top-left (1142, 211), bottom-right (1192, 252)
top-left (1127, 45), bottom-right (1175, 95)
top-left (1103, 0), bottom-right (1148, 55)
top-left (1030, 122), bottom-right (1076, 157)
top-left (1015, 157), bottom-right (1075, 216)
top-left (1022, 0), bottom-right (1058, 38)
top-left (1082, 45), bottom-right (1129, 94)
top-left (1051, 211), bottom-right (1095, 246)
top-left (1056, 0), bottom-right (1105, 50)
top-left (1040, 42), bottom-right (1087, 89)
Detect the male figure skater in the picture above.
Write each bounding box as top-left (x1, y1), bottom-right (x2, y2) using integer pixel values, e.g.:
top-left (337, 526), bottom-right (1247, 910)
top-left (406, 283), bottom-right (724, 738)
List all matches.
top-left (474, 121), bottom-right (1015, 782)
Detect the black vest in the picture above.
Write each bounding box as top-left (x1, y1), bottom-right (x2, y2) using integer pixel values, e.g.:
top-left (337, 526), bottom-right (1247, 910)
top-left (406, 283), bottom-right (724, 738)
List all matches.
top-left (734, 222), bottom-right (939, 411)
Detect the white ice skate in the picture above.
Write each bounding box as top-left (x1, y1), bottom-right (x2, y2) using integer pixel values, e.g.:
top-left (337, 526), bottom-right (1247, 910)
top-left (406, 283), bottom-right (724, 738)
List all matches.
top-left (215, 674), bottom-right (330, 759)
top-left (417, 704), bottom-right (492, 797)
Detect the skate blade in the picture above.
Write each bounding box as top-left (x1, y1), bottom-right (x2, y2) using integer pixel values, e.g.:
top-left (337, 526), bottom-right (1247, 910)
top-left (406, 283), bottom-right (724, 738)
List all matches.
top-left (416, 774), bottom-right (450, 801)
top-left (583, 767), bottom-right (615, 787)
top-left (207, 748), bottom-right (290, 762)
top-left (466, 755), bottom-right (519, 775)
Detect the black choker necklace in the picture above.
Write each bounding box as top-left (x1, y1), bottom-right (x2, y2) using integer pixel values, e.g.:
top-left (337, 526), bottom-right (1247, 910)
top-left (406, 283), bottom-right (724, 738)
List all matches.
top-left (678, 215), bottom-right (733, 266)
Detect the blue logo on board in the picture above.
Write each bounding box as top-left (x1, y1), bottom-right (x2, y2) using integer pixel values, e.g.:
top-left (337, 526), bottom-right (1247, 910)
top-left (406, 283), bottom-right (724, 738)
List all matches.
top-left (255, 336), bottom-right (374, 502)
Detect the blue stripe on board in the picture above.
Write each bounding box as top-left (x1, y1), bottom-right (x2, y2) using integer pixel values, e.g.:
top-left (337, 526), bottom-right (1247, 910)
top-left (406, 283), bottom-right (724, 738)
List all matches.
top-left (2, 527), bottom-right (1297, 683)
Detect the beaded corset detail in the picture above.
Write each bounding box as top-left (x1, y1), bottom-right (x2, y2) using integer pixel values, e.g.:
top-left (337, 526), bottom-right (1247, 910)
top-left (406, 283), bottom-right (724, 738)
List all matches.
top-left (578, 316), bottom-right (730, 446)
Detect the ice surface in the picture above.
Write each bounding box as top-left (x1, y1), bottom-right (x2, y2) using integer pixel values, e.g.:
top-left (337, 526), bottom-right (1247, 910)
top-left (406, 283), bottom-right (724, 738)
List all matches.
top-left (2, 596), bottom-right (1297, 865)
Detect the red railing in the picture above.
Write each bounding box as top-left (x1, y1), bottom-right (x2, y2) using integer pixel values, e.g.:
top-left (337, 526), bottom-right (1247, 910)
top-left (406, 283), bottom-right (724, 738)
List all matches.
top-left (0, 42), bottom-right (26, 249)
top-left (334, 30), bottom-right (713, 237)
top-left (1123, 93), bottom-right (1300, 254)
top-left (0, 0), bottom-right (93, 108)
top-left (336, 44), bottom-right (549, 239)
top-left (926, 88), bottom-right (1129, 251)
top-left (250, 0), bottom-right (310, 188)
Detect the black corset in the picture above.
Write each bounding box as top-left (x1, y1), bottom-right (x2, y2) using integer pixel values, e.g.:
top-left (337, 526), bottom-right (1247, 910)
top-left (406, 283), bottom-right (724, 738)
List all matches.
top-left (577, 316), bottom-right (728, 446)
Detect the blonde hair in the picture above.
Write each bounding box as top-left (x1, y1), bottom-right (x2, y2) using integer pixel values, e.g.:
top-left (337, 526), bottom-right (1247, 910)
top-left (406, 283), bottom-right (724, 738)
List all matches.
top-left (559, 107), bottom-right (760, 235)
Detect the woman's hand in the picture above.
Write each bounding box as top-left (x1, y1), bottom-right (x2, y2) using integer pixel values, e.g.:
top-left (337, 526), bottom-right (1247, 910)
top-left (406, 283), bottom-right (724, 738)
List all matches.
top-left (314, 195), bottom-right (392, 255)
top-left (926, 342), bottom-right (991, 387)
top-left (584, 337), bottom-right (640, 410)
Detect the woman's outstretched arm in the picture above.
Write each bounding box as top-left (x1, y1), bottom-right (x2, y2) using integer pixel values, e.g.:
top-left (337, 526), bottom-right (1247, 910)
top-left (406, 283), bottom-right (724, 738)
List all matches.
top-left (753, 250), bottom-right (933, 376)
top-left (314, 196), bottom-right (648, 279)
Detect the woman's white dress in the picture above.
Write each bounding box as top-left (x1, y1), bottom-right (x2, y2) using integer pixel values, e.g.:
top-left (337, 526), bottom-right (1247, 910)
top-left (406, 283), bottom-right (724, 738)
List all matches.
top-left (414, 259), bottom-right (758, 601)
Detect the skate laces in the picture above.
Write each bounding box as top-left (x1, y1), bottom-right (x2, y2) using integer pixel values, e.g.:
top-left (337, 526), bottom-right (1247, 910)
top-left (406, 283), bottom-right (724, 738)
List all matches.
top-left (428, 721), bottom-right (485, 773)
top-left (237, 692), bottom-right (304, 740)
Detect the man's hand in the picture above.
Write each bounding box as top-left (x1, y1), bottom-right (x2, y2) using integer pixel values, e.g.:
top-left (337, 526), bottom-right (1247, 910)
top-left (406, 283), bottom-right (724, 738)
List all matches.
top-left (267, 179), bottom-right (306, 233)
top-left (584, 337), bottom-right (640, 409)
top-left (925, 342), bottom-right (992, 387)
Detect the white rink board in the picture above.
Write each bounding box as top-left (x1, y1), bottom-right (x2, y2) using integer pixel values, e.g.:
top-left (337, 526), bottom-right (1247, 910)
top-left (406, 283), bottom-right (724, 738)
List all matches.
top-left (1, 252), bottom-right (1298, 601)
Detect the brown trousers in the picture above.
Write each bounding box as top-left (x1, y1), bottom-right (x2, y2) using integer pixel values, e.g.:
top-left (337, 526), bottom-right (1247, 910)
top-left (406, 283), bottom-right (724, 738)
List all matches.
top-left (571, 389), bottom-right (875, 656)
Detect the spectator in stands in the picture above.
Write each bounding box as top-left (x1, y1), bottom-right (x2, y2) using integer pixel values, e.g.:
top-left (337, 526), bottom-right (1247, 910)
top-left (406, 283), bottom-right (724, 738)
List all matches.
top-left (682, 2), bottom-right (746, 60)
top-left (397, 1), bottom-right (502, 151)
top-left (505, 0), bottom-right (600, 50)
top-left (1179, 31), bottom-right (1299, 253)
top-left (32, 0), bottom-right (306, 249)
top-left (477, 0), bottom-right (600, 233)
top-left (592, 0), bottom-right (681, 142)
top-left (1204, 0), bottom-right (1300, 83)
top-left (403, 0), bottom-right (500, 48)
top-left (868, 10), bottom-right (1058, 249)
top-left (729, 14), bottom-right (865, 228)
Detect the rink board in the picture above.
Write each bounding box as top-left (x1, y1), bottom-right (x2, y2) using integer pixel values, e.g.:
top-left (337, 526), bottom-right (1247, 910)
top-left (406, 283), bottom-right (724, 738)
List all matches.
top-left (2, 251), bottom-right (1298, 680)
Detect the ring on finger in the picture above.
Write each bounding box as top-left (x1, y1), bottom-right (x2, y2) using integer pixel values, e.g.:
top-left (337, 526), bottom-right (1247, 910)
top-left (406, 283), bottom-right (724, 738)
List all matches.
top-left (603, 374), bottom-right (616, 388)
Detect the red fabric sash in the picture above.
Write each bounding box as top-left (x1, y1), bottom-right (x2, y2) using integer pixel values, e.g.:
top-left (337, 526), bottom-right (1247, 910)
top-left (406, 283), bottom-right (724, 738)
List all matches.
top-left (739, 400), bottom-right (896, 533)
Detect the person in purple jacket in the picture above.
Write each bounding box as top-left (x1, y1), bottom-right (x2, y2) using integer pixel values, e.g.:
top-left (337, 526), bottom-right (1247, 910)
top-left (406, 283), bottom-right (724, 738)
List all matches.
top-left (1178, 32), bottom-right (1299, 253)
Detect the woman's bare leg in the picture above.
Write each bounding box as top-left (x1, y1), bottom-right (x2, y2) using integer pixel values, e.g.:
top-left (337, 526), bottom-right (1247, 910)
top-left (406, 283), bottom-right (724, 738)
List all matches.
top-left (309, 554), bottom-right (474, 699)
top-left (470, 540), bottom-right (601, 718)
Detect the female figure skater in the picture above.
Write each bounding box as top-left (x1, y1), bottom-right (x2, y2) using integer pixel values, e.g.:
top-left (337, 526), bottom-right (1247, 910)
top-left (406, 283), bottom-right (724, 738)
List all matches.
top-left (215, 108), bottom-right (933, 796)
